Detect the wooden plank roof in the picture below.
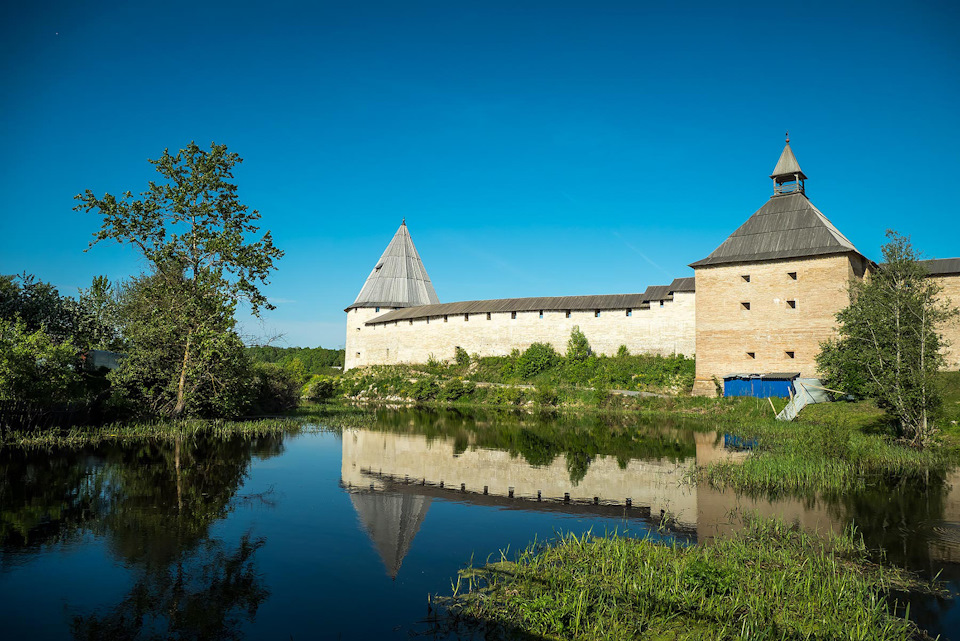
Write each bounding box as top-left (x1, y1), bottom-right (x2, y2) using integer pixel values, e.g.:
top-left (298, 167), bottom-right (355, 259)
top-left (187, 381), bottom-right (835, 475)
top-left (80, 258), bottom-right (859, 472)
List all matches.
top-left (348, 221), bottom-right (440, 310)
top-left (689, 192), bottom-right (864, 268)
top-left (366, 278), bottom-right (694, 325)
top-left (770, 142), bottom-right (806, 179)
top-left (918, 258), bottom-right (960, 276)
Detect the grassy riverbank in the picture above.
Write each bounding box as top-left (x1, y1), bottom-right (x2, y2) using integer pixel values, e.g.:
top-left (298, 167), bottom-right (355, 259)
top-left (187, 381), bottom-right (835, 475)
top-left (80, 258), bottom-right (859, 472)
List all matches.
top-left (439, 518), bottom-right (939, 641)
top-left (0, 403), bottom-right (371, 448)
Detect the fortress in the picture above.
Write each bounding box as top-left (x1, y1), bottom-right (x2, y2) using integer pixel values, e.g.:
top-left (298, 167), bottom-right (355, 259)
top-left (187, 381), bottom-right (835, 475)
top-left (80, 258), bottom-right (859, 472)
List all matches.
top-left (344, 140), bottom-right (960, 395)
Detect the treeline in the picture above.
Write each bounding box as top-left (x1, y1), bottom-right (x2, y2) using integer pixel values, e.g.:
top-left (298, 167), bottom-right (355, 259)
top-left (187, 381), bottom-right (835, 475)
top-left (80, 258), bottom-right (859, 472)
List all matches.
top-left (247, 345), bottom-right (344, 375)
top-left (2, 142), bottom-right (307, 433)
top-left (0, 273), bottom-right (306, 430)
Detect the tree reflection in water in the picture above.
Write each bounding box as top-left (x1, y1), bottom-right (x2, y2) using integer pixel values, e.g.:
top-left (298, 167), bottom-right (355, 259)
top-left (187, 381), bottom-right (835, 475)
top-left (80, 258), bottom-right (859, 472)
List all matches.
top-left (0, 432), bottom-right (283, 639)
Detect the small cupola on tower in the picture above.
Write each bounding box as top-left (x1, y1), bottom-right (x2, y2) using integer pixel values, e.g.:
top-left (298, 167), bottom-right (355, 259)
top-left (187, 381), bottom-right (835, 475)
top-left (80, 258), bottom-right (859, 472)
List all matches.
top-left (770, 133), bottom-right (807, 196)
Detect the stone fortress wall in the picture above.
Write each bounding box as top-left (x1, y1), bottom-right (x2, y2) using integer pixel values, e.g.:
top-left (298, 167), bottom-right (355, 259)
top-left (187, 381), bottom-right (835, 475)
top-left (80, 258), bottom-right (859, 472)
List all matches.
top-left (343, 140), bottom-right (960, 384)
top-left (345, 291), bottom-right (695, 371)
top-left (692, 254), bottom-right (869, 393)
top-left (933, 274), bottom-right (960, 370)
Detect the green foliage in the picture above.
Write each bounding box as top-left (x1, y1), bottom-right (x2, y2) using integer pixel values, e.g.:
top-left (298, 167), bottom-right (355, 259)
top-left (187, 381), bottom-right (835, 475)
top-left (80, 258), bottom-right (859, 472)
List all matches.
top-left (76, 142), bottom-right (284, 418)
top-left (411, 378), bottom-right (441, 402)
top-left (282, 357), bottom-right (307, 386)
top-left (246, 345), bottom-right (344, 374)
top-left (533, 383), bottom-right (559, 407)
top-left (438, 378), bottom-right (469, 402)
top-left (615, 344), bottom-right (630, 358)
top-left (303, 375), bottom-right (339, 403)
top-left (0, 318), bottom-right (81, 404)
top-left (75, 275), bottom-right (125, 351)
top-left (0, 273), bottom-right (123, 351)
top-left (0, 273), bottom-right (80, 344)
top-left (246, 363), bottom-right (301, 414)
top-left (565, 326), bottom-right (591, 363)
top-left (454, 346), bottom-right (470, 366)
top-left (75, 141), bottom-right (283, 314)
top-left (442, 518), bottom-right (933, 640)
top-left (517, 342), bottom-right (559, 379)
top-left (107, 270), bottom-right (253, 419)
top-left (818, 231), bottom-right (959, 447)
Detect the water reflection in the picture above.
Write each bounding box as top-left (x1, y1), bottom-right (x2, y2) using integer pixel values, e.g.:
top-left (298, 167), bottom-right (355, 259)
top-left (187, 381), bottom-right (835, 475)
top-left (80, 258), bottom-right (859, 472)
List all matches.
top-left (341, 409), bottom-right (960, 600)
top-left (1, 409), bottom-right (959, 638)
top-left (0, 434), bottom-right (282, 639)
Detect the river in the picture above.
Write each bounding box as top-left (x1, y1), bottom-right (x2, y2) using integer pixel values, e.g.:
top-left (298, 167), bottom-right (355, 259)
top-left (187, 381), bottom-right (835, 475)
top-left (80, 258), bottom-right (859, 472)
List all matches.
top-left (1, 408), bottom-right (957, 639)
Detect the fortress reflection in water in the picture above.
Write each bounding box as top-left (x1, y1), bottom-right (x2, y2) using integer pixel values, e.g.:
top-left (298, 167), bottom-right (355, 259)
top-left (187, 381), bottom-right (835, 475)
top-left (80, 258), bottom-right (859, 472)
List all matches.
top-left (340, 425), bottom-right (855, 577)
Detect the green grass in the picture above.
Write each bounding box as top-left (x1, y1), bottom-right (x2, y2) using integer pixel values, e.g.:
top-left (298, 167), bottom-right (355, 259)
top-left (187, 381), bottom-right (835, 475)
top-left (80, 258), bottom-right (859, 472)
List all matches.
top-left (696, 400), bottom-right (954, 496)
top-left (437, 517), bottom-right (940, 641)
top-left (0, 402), bottom-right (371, 449)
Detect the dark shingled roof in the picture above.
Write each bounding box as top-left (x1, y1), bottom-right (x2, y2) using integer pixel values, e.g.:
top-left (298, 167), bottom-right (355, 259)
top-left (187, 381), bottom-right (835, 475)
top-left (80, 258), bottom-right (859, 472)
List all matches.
top-left (770, 142), bottom-right (806, 180)
top-left (918, 258), bottom-right (960, 276)
top-left (366, 278), bottom-right (694, 325)
top-left (348, 222), bottom-right (440, 310)
top-left (689, 192), bottom-right (864, 268)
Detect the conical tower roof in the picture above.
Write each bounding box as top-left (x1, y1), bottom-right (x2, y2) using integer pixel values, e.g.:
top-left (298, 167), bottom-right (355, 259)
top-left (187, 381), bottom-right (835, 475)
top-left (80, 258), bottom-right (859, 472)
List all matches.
top-left (770, 141), bottom-right (807, 180)
top-left (350, 492), bottom-right (432, 579)
top-left (690, 192), bottom-right (863, 267)
top-left (349, 221), bottom-right (440, 309)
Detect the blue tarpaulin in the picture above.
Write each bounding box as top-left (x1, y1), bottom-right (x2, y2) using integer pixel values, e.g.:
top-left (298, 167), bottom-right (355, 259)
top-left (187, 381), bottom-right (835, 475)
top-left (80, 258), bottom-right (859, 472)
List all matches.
top-left (723, 372), bottom-right (800, 398)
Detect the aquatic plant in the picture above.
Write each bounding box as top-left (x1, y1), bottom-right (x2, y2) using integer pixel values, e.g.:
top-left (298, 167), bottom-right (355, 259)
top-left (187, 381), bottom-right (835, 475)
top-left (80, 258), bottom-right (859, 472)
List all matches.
top-left (438, 517), bottom-right (940, 640)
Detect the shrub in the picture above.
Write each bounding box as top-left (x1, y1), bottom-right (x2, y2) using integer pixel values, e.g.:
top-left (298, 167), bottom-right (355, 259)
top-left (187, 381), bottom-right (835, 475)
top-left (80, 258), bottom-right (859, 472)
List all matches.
top-left (566, 326), bottom-right (591, 363)
top-left (454, 346), bottom-right (470, 366)
top-left (304, 375), bottom-right (338, 402)
top-left (616, 344), bottom-right (630, 358)
top-left (533, 383), bottom-right (559, 407)
top-left (246, 362), bottom-right (301, 414)
top-left (517, 342), bottom-right (559, 379)
top-left (493, 386), bottom-right (526, 406)
top-left (438, 378), bottom-right (469, 402)
top-left (411, 377), bottom-right (440, 402)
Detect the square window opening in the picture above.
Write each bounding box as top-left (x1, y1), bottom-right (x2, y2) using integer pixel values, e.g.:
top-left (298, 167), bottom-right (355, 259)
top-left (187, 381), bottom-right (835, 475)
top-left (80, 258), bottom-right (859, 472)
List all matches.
top-left (465, 313), bottom-right (469, 321)
top-left (409, 320), bottom-right (413, 325)
top-left (486, 312), bottom-right (491, 320)
top-left (786, 351), bottom-right (795, 359)
top-left (626, 309), bottom-right (632, 317)
top-left (659, 300), bottom-right (664, 308)
top-left (594, 310), bottom-right (601, 318)
top-left (741, 302), bottom-right (751, 310)
top-left (565, 310), bottom-right (571, 318)
top-left (788, 272), bottom-right (797, 280)
top-left (511, 311), bottom-right (517, 319)
top-left (375, 306), bottom-right (380, 313)
top-left (787, 300), bottom-right (796, 309)
top-left (746, 352), bottom-right (755, 359)
top-left (742, 274), bottom-right (751, 282)
top-left (539, 310), bottom-right (544, 319)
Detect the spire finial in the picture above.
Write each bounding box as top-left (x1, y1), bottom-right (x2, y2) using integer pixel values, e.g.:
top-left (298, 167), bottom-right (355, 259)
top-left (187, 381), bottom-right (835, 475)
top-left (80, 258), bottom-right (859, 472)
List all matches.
top-left (785, 131), bottom-right (790, 143)
top-left (402, 217), bottom-right (406, 226)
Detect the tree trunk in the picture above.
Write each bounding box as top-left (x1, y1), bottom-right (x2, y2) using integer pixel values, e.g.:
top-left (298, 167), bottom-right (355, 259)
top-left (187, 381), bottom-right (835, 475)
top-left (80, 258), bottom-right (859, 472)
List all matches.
top-left (173, 335), bottom-right (192, 416)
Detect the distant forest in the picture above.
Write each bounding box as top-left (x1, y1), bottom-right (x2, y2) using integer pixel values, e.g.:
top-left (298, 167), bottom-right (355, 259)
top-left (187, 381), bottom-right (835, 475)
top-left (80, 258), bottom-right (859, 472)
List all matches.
top-left (246, 345), bottom-right (345, 374)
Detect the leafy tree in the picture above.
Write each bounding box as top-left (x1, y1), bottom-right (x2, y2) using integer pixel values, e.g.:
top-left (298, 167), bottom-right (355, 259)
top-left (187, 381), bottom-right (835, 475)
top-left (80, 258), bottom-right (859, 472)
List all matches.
top-left (817, 232), bottom-right (958, 447)
top-left (76, 275), bottom-right (125, 351)
top-left (566, 326), bottom-right (591, 363)
top-left (108, 269), bottom-right (253, 418)
top-left (0, 318), bottom-right (81, 405)
top-left (0, 273), bottom-right (80, 344)
top-left (517, 342), bottom-right (559, 379)
top-left (75, 142), bottom-right (283, 417)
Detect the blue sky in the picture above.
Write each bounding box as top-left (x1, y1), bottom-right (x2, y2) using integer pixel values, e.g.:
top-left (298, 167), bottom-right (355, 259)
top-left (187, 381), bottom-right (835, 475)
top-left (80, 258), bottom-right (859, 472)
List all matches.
top-left (2, 1), bottom-right (959, 348)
